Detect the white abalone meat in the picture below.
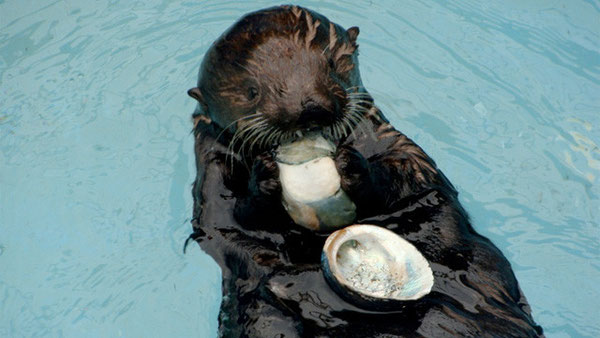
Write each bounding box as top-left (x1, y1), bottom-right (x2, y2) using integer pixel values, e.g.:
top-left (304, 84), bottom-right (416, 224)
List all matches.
top-left (276, 134), bottom-right (356, 231)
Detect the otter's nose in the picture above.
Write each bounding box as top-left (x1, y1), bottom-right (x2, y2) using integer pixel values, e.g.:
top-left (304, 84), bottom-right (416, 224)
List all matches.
top-left (298, 101), bottom-right (335, 127)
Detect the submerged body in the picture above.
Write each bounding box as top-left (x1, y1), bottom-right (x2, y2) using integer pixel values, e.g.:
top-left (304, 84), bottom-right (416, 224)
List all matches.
top-left (187, 5), bottom-right (543, 337)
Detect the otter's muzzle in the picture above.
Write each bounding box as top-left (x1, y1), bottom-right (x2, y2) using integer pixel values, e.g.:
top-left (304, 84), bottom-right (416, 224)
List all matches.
top-left (297, 102), bottom-right (336, 127)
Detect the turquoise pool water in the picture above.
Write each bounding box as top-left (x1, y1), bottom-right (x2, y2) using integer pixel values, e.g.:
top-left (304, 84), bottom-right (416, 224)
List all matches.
top-left (1, 0), bottom-right (598, 336)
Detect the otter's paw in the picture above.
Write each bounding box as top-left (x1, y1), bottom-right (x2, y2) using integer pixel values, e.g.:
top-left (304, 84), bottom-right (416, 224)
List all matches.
top-left (249, 153), bottom-right (281, 197)
top-left (334, 145), bottom-right (371, 195)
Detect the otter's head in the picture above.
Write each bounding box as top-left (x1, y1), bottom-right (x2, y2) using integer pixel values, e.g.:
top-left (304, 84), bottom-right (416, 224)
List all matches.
top-left (189, 6), bottom-right (371, 153)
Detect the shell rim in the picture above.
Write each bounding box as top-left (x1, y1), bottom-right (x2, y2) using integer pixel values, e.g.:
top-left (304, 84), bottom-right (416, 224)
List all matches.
top-left (322, 224), bottom-right (434, 301)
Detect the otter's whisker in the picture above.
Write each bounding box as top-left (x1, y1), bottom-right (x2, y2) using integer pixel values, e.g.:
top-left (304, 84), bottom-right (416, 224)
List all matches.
top-left (262, 127), bottom-right (274, 147)
top-left (349, 110), bottom-right (366, 137)
top-left (226, 128), bottom-right (243, 169)
top-left (348, 91), bottom-right (370, 95)
top-left (347, 109), bottom-right (364, 125)
top-left (269, 129), bottom-right (283, 146)
top-left (348, 113), bottom-right (366, 136)
top-left (347, 96), bottom-right (372, 104)
top-left (350, 108), bottom-right (378, 141)
top-left (222, 115), bottom-right (264, 170)
top-left (331, 123), bottom-right (337, 140)
top-left (348, 99), bottom-right (374, 108)
top-left (337, 117), bottom-right (347, 138)
top-left (280, 131), bottom-right (292, 145)
top-left (334, 122), bottom-right (341, 140)
top-left (226, 117), bottom-right (262, 169)
top-left (345, 85), bottom-right (366, 92)
top-left (347, 98), bottom-right (373, 106)
top-left (239, 120), bottom-right (268, 159)
top-left (354, 108), bottom-right (369, 122)
top-left (274, 129), bottom-right (287, 147)
top-left (346, 95), bottom-right (372, 102)
top-left (257, 125), bottom-right (272, 150)
top-left (275, 130), bottom-right (285, 146)
top-left (341, 115), bottom-right (354, 138)
top-left (215, 112), bottom-right (263, 143)
top-left (346, 90), bottom-right (371, 97)
top-left (249, 124), bottom-right (270, 155)
top-left (278, 131), bottom-right (287, 145)
top-left (351, 108), bottom-right (369, 131)
top-left (347, 95), bottom-right (372, 101)
top-left (347, 101), bottom-right (372, 114)
top-left (266, 129), bottom-right (279, 148)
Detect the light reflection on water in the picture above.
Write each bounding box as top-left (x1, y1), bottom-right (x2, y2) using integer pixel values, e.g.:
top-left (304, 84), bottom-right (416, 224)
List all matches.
top-left (1, 0), bottom-right (598, 337)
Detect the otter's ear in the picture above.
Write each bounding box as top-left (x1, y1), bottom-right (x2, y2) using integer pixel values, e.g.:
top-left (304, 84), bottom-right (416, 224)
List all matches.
top-left (188, 87), bottom-right (209, 113)
top-left (188, 87), bottom-right (204, 103)
top-left (347, 26), bottom-right (359, 44)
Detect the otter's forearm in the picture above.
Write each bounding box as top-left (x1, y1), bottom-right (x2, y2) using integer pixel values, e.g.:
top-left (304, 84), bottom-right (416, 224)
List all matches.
top-left (232, 152), bottom-right (288, 228)
top-left (233, 189), bottom-right (286, 227)
top-left (343, 106), bottom-right (453, 212)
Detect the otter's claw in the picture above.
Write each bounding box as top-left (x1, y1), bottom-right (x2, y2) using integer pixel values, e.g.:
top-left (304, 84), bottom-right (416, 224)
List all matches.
top-left (334, 145), bottom-right (373, 208)
top-left (250, 153), bottom-right (281, 197)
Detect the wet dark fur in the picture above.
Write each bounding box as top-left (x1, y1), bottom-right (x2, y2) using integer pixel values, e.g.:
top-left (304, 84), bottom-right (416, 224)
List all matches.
top-left (187, 6), bottom-right (543, 337)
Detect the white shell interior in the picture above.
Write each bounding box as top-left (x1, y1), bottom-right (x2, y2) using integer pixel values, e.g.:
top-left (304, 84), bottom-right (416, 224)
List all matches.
top-left (323, 224), bottom-right (434, 301)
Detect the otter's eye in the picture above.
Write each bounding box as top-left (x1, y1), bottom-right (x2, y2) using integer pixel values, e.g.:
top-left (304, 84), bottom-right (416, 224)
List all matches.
top-left (328, 58), bottom-right (335, 69)
top-left (247, 87), bottom-right (259, 101)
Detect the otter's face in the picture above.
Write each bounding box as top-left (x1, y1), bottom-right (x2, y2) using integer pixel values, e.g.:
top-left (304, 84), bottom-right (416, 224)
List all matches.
top-left (189, 6), bottom-right (371, 153)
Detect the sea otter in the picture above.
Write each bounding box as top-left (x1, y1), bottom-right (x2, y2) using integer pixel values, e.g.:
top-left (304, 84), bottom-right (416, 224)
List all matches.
top-left (186, 5), bottom-right (543, 337)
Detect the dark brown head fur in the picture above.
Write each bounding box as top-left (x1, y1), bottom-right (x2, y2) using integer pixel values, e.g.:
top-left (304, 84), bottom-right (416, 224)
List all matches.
top-left (188, 5), bottom-right (367, 155)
